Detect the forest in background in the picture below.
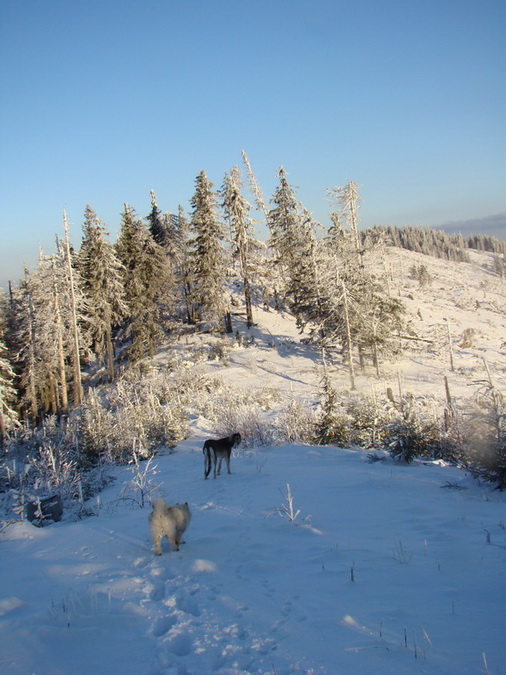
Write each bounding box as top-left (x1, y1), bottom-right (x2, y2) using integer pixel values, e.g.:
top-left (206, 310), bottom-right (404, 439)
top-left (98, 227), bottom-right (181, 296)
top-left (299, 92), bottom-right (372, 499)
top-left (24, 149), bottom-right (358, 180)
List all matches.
top-left (0, 156), bottom-right (505, 525)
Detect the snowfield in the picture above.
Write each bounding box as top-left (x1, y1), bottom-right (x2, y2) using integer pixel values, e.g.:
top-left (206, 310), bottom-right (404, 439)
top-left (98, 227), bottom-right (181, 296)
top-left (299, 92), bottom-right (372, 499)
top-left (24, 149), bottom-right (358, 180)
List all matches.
top-left (1, 246), bottom-right (505, 674)
top-left (1, 443), bottom-right (506, 675)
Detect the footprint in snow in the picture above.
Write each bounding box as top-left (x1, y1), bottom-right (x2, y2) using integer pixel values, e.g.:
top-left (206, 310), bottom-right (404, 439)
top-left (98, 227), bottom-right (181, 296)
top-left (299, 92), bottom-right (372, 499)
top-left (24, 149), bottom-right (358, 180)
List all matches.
top-left (176, 590), bottom-right (201, 616)
top-left (166, 631), bottom-right (193, 657)
top-left (152, 614), bottom-right (178, 637)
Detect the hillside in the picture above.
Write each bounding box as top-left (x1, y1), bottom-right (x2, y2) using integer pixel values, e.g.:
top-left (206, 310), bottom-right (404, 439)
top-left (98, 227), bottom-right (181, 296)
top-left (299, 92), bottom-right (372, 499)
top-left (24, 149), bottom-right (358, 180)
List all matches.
top-left (169, 245), bottom-right (505, 411)
top-left (0, 246), bottom-right (505, 675)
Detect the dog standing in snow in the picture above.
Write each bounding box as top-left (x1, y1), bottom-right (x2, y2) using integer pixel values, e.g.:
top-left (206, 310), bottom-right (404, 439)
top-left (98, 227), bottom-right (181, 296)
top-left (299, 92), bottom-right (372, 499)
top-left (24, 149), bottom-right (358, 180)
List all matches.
top-left (149, 499), bottom-right (191, 555)
top-left (203, 432), bottom-right (242, 479)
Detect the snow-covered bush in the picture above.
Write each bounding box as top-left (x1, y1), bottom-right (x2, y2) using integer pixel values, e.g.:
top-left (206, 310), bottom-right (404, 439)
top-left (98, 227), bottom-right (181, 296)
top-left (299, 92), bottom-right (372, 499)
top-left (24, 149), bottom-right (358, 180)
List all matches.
top-left (200, 383), bottom-right (276, 446)
top-left (383, 401), bottom-right (442, 463)
top-left (79, 389), bottom-right (116, 458)
top-left (275, 397), bottom-right (317, 443)
top-left (79, 367), bottom-right (188, 461)
top-left (463, 379), bottom-right (506, 488)
top-left (409, 263), bottom-right (432, 287)
top-left (346, 394), bottom-right (393, 448)
top-left (0, 416), bottom-right (116, 523)
top-left (119, 448), bottom-right (160, 508)
top-left (460, 328), bottom-right (476, 348)
top-left (178, 368), bottom-right (280, 446)
top-left (28, 440), bottom-right (81, 503)
top-left (314, 373), bottom-right (351, 447)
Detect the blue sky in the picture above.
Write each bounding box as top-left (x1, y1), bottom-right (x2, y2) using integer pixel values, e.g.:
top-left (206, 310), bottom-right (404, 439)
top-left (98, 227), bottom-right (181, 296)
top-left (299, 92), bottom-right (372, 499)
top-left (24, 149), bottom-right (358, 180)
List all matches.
top-left (1, 0), bottom-right (505, 288)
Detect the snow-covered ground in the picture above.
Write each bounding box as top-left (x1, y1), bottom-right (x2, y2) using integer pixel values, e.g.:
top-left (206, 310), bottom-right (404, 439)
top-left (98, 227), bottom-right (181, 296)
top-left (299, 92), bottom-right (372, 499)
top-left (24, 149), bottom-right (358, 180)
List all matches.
top-left (1, 246), bottom-right (505, 674)
top-left (2, 442), bottom-right (505, 675)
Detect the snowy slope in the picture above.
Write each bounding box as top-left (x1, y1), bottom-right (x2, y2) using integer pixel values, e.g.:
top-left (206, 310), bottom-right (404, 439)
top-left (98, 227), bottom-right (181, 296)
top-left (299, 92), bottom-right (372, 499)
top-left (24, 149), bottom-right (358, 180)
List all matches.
top-left (1, 247), bottom-right (505, 675)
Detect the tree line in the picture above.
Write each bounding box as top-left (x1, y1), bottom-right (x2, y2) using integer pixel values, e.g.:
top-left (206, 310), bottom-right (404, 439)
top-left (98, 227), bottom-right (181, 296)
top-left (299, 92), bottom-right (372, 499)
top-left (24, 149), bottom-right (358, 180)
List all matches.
top-left (364, 224), bottom-right (506, 260)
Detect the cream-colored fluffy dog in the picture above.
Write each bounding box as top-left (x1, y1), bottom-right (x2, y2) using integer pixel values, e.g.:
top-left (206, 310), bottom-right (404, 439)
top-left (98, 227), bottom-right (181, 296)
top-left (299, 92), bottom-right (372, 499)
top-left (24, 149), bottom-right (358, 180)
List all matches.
top-left (149, 499), bottom-right (191, 555)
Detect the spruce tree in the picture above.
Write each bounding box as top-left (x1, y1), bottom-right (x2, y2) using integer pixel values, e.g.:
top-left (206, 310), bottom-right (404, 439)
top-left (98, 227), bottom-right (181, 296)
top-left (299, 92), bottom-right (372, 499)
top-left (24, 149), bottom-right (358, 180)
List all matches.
top-left (116, 203), bottom-right (146, 282)
top-left (61, 213), bottom-right (86, 407)
top-left (0, 334), bottom-right (18, 449)
top-left (78, 205), bottom-right (127, 380)
top-left (146, 190), bottom-right (165, 246)
top-left (134, 231), bottom-right (173, 359)
top-left (174, 205), bottom-right (195, 324)
top-left (117, 204), bottom-right (173, 360)
top-left (330, 181), bottom-right (361, 254)
top-left (268, 167), bottom-right (300, 280)
top-left (221, 166), bottom-right (256, 327)
top-left (284, 206), bottom-right (322, 331)
top-left (189, 170), bottom-right (227, 331)
top-left (267, 169), bottom-right (323, 325)
top-left (19, 251), bottom-right (82, 415)
top-left (8, 270), bottom-right (39, 420)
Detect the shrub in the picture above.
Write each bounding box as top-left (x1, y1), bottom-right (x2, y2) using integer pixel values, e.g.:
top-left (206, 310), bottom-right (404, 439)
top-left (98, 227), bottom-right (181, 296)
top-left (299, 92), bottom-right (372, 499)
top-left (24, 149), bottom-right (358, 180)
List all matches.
top-left (276, 397), bottom-right (317, 444)
top-left (346, 394), bottom-right (394, 448)
top-left (462, 381), bottom-right (506, 488)
top-left (383, 402), bottom-right (442, 463)
top-left (314, 371), bottom-right (351, 447)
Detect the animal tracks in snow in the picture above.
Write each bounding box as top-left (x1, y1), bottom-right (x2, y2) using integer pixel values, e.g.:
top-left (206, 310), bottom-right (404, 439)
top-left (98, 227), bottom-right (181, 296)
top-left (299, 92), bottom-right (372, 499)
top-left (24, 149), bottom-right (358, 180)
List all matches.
top-left (143, 553), bottom-right (317, 674)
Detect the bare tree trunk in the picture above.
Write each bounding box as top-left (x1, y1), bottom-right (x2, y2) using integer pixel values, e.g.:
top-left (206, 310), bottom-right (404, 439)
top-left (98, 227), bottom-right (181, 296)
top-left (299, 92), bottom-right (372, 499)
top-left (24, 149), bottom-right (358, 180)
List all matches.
top-left (48, 374), bottom-right (58, 415)
top-left (63, 212), bottom-right (83, 407)
top-left (26, 285), bottom-right (39, 420)
top-left (242, 151), bottom-right (281, 313)
top-left (106, 327), bottom-right (115, 381)
top-left (52, 271), bottom-right (68, 415)
top-left (349, 184), bottom-right (361, 256)
top-left (341, 278), bottom-right (356, 390)
top-left (444, 375), bottom-right (454, 432)
top-left (223, 311), bottom-right (233, 334)
top-left (446, 320), bottom-right (455, 372)
top-left (373, 340), bottom-right (380, 379)
top-left (239, 248), bottom-right (254, 328)
top-left (0, 388), bottom-right (6, 453)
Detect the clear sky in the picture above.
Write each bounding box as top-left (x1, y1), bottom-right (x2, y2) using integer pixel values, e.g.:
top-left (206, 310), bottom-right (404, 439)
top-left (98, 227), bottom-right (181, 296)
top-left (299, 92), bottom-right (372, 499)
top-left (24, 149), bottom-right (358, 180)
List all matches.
top-left (1, 0), bottom-right (505, 289)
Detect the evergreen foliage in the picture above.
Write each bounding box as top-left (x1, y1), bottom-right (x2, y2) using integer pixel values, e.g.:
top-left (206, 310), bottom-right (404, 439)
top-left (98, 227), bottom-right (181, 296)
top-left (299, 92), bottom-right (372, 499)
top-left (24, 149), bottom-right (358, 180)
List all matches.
top-left (384, 403), bottom-right (442, 463)
top-left (267, 168), bottom-right (324, 323)
top-left (117, 204), bottom-right (173, 360)
top-left (364, 225), bottom-right (470, 261)
top-left (189, 170), bottom-right (227, 331)
top-left (268, 167), bottom-right (301, 273)
top-left (284, 207), bottom-right (322, 330)
top-left (465, 234), bottom-right (506, 255)
top-left (146, 190), bottom-right (165, 246)
top-left (78, 205), bottom-right (127, 380)
top-left (11, 249), bottom-right (89, 416)
top-left (314, 366), bottom-right (350, 446)
top-left (221, 166), bottom-right (257, 327)
top-left (6, 271), bottom-right (39, 420)
top-left (0, 334), bottom-right (18, 448)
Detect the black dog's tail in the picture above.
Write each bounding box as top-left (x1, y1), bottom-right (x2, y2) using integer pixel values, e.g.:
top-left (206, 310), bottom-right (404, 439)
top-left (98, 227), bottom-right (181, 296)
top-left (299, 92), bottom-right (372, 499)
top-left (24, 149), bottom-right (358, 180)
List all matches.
top-left (203, 441), bottom-right (212, 479)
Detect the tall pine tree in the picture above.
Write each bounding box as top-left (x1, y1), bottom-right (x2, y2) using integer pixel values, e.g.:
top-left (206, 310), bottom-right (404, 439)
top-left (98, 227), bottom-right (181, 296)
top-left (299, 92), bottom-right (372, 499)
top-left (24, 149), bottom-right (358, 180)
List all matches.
top-left (0, 334), bottom-right (18, 449)
top-left (78, 205), bottom-right (127, 380)
top-left (117, 204), bottom-right (173, 360)
top-left (189, 171), bottom-right (227, 332)
top-left (221, 166), bottom-right (256, 327)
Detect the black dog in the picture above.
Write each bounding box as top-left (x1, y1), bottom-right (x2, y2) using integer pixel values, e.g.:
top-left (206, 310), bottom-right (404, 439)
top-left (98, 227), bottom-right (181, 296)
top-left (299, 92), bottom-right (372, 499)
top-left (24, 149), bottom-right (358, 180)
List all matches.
top-left (203, 433), bottom-right (242, 479)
